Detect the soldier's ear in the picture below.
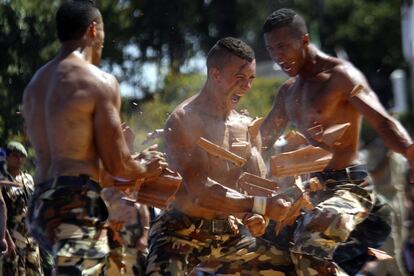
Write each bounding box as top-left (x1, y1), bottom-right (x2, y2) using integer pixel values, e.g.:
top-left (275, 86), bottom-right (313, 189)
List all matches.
top-left (86, 21), bottom-right (97, 39)
top-left (209, 67), bottom-right (221, 82)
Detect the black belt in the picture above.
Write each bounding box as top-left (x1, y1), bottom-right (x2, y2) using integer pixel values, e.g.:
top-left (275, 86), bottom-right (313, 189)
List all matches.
top-left (170, 208), bottom-right (234, 235)
top-left (312, 164), bottom-right (368, 184)
top-left (35, 175), bottom-right (101, 193)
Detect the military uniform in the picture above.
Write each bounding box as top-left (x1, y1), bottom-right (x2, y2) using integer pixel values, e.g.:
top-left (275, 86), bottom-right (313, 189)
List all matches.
top-left (27, 175), bottom-right (110, 275)
top-left (290, 164), bottom-right (391, 275)
top-left (102, 187), bottom-right (148, 276)
top-left (2, 172), bottom-right (43, 276)
top-left (146, 208), bottom-right (295, 276)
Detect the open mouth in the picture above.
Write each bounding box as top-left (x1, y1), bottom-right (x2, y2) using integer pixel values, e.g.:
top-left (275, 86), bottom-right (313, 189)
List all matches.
top-left (278, 61), bottom-right (294, 72)
top-left (231, 94), bottom-right (241, 104)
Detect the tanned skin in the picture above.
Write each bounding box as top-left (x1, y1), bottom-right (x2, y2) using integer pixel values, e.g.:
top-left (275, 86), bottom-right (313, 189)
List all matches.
top-left (22, 15), bottom-right (166, 187)
top-left (261, 25), bottom-right (414, 181)
top-left (165, 54), bottom-right (290, 234)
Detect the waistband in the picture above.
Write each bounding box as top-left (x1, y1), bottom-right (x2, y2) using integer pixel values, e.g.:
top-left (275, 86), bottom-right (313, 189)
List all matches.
top-left (35, 175), bottom-right (101, 193)
top-left (168, 208), bottom-right (235, 235)
top-left (311, 164), bottom-right (368, 184)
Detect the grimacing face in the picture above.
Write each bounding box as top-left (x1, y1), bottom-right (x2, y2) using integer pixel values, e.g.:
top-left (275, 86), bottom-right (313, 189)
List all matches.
top-left (219, 55), bottom-right (256, 110)
top-left (264, 26), bottom-right (306, 77)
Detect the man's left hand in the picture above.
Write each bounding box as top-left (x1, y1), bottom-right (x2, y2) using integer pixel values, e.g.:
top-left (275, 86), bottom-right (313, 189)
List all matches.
top-left (243, 213), bottom-right (267, 237)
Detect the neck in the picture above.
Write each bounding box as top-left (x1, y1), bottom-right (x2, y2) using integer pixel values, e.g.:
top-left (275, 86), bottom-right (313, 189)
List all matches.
top-left (59, 41), bottom-right (94, 63)
top-left (198, 81), bottom-right (231, 119)
top-left (298, 45), bottom-right (322, 79)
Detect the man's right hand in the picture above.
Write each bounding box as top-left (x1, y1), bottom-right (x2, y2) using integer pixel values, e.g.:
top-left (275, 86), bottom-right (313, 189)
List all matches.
top-left (136, 144), bottom-right (168, 180)
top-left (265, 195), bottom-right (291, 222)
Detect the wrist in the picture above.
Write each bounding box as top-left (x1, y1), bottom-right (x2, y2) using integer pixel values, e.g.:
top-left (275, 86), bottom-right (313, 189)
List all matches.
top-left (252, 196), bottom-right (267, 215)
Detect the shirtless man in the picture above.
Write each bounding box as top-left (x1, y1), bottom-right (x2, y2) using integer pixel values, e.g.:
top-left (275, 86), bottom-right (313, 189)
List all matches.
top-left (260, 8), bottom-right (414, 275)
top-left (146, 37), bottom-right (296, 275)
top-left (22, 0), bottom-right (165, 274)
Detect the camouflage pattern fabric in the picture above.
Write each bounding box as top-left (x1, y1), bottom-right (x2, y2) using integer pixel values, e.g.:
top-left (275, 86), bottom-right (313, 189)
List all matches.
top-left (333, 193), bottom-right (392, 275)
top-left (146, 208), bottom-right (296, 276)
top-left (102, 187), bottom-right (147, 275)
top-left (290, 178), bottom-right (376, 276)
top-left (27, 175), bottom-right (110, 275)
top-left (2, 172), bottom-right (43, 275)
top-left (119, 217), bottom-right (147, 275)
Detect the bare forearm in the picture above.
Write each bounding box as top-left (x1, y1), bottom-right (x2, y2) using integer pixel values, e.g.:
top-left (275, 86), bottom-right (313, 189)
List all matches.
top-left (376, 118), bottom-right (412, 155)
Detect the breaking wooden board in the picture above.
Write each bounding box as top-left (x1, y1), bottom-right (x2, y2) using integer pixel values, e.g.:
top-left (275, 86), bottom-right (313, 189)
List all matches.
top-left (197, 137), bottom-right (247, 167)
top-left (237, 172), bottom-right (279, 196)
top-left (248, 117), bottom-right (264, 139)
top-left (273, 177), bottom-right (320, 234)
top-left (231, 141), bottom-right (250, 159)
top-left (368, 247), bottom-right (393, 260)
top-left (133, 168), bottom-right (182, 209)
top-left (274, 193), bottom-right (313, 235)
top-left (350, 84), bottom-right (365, 97)
top-left (307, 123), bottom-right (350, 147)
top-left (283, 130), bottom-right (308, 150)
top-left (270, 145), bottom-right (332, 178)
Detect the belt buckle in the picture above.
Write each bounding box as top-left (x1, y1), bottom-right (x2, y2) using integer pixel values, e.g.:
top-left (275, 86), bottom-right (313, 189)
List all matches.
top-left (211, 219), bottom-right (225, 235)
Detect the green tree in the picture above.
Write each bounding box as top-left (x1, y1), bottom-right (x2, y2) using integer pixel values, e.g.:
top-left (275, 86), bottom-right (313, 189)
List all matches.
top-left (0, 0), bottom-right (59, 145)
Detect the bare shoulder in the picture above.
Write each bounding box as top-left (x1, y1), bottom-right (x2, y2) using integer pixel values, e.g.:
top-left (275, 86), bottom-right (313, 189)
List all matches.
top-left (83, 64), bottom-right (119, 100)
top-left (331, 59), bottom-right (369, 93)
top-left (275, 77), bottom-right (296, 102)
top-left (165, 99), bottom-right (203, 139)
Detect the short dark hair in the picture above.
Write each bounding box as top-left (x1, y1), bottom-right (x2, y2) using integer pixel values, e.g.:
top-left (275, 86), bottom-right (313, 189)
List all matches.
top-left (56, 0), bottom-right (102, 42)
top-left (263, 8), bottom-right (307, 36)
top-left (207, 37), bottom-right (255, 70)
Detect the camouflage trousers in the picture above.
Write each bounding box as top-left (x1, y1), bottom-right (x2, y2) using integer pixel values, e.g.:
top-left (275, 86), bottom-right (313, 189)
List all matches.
top-left (146, 208), bottom-right (295, 276)
top-left (2, 234), bottom-right (43, 276)
top-left (27, 175), bottom-right (110, 275)
top-left (291, 177), bottom-right (377, 276)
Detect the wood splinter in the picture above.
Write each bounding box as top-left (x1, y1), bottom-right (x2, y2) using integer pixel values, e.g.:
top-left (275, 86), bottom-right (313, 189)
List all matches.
top-left (350, 84), bottom-right (365, 97)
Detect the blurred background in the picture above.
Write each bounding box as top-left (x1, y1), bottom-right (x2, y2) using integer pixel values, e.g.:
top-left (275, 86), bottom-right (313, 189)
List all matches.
top-left (1, 0), bottom-right (413, 163)
top-left (2, 1), bottom-right (414, 274)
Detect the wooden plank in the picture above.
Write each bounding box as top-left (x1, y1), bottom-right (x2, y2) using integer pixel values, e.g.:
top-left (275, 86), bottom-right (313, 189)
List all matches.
top-left (237, 172), bottom-right (279, 195)
top-left (197, 137), bottom-right (247, 167)
top-left (270, 145), bottom-right (332, 177)
top-left (248, 117), bottom-right (264, 139)
top-left (307, 123), bottom-right (350, 146)
top-left (368, 247), bottom-right (393, 260)
top-left (135, 168), bottom-right (181, 209)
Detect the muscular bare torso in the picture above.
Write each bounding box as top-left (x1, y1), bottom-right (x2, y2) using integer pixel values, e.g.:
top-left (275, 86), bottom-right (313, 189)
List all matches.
top-left (166, 96), bottom-right (266, 219)
top-left (23, 52), bottom-right (115, 183)
top-left (279, 59), bottom-right (362, 169)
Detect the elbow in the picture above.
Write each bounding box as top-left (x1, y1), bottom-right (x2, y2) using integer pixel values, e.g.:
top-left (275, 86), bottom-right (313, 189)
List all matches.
top-left (103, 159), bottom-right (124, 177)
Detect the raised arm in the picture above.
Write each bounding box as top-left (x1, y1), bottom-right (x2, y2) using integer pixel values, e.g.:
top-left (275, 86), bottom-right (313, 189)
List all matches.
top-left (341, 65), bottom-right (414, 180)
top-left (165, 111), bottom-right (290, 219)
top-left (260, 84), bottom-right (290, 152)
top-left (94, 74), bottom-right (163, 183)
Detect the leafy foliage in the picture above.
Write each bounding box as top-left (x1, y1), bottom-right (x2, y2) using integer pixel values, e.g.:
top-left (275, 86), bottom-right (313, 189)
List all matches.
top-left (0, 0), bottom-right (412, 149)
